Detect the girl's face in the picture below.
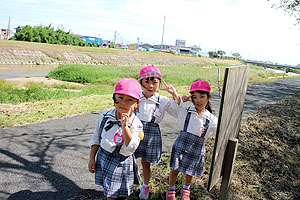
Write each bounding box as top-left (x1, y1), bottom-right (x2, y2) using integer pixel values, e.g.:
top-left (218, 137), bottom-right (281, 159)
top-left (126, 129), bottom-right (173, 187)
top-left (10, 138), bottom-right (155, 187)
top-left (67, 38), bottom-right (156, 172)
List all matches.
top-left (114, 93), bottom-right (139, 119)
top-left (141, 77), bottom-right (160, 98)
top-left (191, 91), bottom-right (211, 114)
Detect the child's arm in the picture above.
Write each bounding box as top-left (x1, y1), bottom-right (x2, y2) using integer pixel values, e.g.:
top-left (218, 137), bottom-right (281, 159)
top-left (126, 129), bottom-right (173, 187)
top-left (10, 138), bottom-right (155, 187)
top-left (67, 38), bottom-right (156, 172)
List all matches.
top-left (88, 144), bottom-right (99, 173)
top-left (161, 80), bottom-right (180, 105)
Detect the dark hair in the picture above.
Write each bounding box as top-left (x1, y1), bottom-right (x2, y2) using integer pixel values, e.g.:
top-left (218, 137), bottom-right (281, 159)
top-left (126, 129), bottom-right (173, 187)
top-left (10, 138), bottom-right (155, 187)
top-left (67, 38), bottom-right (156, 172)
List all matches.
top-left (190, 90), bottom-right (214, 113)
top-left (140, 77), bottom-right (161, 88)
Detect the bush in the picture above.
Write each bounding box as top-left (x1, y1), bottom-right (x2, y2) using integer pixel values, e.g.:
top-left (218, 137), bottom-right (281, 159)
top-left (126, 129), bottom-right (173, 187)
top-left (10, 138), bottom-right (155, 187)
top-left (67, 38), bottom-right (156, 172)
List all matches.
top-left (47, 64), bottom-right (138, 84)
top-left (10, 24), bottom-right (87, 47)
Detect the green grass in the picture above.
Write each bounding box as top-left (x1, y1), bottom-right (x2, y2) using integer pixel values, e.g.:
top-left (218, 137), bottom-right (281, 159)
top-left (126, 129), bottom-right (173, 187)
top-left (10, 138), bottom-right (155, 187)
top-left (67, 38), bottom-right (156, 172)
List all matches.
top-left (0, 78), bottom-right (114, 104)
top-left (47, 64), bottom-right (139, 84)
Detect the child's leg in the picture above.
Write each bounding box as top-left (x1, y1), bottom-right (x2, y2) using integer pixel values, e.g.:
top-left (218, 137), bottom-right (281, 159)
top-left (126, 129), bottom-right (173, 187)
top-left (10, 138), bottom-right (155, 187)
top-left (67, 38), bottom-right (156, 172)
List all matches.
top-left (141, 158), bottom-right (151, 185)
top-left (168, 169), bottom-right (179, 188)
top-left (184, 174), bottom-right (193, 188)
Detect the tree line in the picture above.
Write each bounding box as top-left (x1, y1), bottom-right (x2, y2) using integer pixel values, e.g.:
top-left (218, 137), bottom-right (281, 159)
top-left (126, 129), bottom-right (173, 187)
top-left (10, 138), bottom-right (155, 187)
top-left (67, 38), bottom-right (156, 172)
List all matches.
top-left (10, 24), bottom-right (87, 46)
top-left (207, 50), bottom-right (241, 60)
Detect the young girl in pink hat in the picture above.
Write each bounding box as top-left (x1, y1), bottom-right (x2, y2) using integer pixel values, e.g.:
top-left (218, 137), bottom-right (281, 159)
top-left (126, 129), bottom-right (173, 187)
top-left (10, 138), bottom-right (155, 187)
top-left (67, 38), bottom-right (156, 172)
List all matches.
top-left (88, 78), bottom-right (144, 200)
top-left (134, 65), bottom-right (180, 199)
top-left (166, 80), bottom-right (218, 200)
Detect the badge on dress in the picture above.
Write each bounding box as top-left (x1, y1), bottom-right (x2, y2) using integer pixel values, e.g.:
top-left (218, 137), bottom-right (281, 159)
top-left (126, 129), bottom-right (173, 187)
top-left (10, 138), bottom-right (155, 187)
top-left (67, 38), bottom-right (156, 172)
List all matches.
top-left (114, 132), bottom-right (124, 145)
top-left (153, 108), bottom-right (163, 119)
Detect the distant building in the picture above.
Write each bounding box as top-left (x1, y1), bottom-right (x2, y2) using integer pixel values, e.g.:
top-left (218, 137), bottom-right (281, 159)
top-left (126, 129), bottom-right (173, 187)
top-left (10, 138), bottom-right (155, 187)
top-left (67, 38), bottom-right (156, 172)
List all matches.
top-left (179, 47), bottom-right (191, 54)
top-left (175, 39), bottom-right (186, 47)
top-left (102, 40), bottom-right (111, 46)
top-left (81, 36), bottom-right (102, 45)
top-left (1, 29), bottom-right (11, 40)
top-left (153, 44), bottom-right (170, 50)
top-left (140, 43), bottom-right (153, 49)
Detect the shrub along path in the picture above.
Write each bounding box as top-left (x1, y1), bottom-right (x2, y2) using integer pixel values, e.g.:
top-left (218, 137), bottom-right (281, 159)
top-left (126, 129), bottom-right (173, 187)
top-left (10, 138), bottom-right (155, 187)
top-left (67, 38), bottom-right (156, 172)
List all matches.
top-left (0, 77), bottom-right (300, 200)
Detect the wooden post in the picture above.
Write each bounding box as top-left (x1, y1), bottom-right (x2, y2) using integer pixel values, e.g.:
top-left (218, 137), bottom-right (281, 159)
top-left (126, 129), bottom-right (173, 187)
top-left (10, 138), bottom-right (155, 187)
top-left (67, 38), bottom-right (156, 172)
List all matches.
top-left (219, 138), bottom-right (239, 200)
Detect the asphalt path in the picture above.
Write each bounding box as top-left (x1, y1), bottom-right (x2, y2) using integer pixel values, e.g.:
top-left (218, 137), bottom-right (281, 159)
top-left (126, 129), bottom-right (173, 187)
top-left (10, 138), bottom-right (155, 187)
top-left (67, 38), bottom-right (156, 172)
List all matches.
top-left (1, 77), bottom-right (300, 200)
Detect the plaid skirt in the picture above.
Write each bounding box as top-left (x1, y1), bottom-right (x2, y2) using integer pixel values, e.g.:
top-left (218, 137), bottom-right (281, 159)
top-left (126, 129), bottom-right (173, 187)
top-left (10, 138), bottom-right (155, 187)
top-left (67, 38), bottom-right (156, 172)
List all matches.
top-left (95, 147), bottom-right (141, 198)
top-left (170, 131), bottom-right (206, 176)
top-left (134, 121), bottom-right (162, 163)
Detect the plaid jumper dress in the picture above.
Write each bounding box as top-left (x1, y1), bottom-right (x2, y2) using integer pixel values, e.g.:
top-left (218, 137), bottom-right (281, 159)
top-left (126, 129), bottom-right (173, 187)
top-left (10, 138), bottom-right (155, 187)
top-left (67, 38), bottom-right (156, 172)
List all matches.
top-left (95, 112), bottom-right (141, 198)
top-left (134, 95), bottom-right (162, 163)
top-left (170, 109), bottom-right (210, 176)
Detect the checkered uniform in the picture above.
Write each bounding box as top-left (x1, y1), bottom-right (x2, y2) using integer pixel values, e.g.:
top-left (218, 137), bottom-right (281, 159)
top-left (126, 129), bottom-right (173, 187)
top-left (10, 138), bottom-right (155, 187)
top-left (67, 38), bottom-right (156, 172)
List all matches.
top-left (90, 110), bottom-right (142, 198)
top-left (170, 105), bottom-right (217, 176)
top-left (135, 93), bottom-right (177, 163)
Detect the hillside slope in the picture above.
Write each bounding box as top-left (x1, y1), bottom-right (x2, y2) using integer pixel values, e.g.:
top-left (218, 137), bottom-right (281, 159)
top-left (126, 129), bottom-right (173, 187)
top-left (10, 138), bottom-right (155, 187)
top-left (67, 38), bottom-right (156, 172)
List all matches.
top-left (0, 40), bottom-right (242, 66)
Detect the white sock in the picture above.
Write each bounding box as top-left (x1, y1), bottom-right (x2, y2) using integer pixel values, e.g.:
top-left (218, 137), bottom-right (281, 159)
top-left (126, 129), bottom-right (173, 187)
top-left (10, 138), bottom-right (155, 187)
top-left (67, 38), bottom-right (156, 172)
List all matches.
top-left (183, 184), bottom-right (190, 190)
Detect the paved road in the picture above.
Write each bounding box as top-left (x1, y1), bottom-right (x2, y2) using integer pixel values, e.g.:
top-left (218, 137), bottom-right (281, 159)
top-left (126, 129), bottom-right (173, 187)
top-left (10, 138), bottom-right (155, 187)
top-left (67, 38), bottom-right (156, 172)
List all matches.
top-left (1, 77), bottom-right (300, 200)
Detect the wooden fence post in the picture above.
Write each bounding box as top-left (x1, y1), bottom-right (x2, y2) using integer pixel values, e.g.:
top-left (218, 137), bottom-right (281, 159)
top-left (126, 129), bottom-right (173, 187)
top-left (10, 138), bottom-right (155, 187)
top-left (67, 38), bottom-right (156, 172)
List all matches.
top-left (219, 138), bottom-right (239, 200)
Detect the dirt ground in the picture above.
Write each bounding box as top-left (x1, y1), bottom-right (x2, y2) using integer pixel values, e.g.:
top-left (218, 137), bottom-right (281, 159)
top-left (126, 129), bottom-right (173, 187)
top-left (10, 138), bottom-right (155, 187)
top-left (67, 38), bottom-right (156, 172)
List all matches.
top-left (6, 77), bottom-right (85, 87)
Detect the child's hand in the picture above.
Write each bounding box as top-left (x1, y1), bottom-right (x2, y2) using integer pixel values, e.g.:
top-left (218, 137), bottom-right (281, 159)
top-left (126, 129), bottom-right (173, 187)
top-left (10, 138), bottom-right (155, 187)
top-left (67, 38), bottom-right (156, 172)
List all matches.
top-left (182, 95), bottom-right (192, 102)
top-left (88, 158), bottom-right (96, 173)
top-left (160, 80), bottom-right (179, 103)
top-left (121, 108), bottom-right (132, 127)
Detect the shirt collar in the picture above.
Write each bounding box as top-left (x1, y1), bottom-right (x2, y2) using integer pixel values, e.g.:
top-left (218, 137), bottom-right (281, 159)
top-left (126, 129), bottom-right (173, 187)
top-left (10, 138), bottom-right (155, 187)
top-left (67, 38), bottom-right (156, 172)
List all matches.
top-left (186, 106), bottom-right (212, 118)
top-left (141, 92), bottom-right (160, 103)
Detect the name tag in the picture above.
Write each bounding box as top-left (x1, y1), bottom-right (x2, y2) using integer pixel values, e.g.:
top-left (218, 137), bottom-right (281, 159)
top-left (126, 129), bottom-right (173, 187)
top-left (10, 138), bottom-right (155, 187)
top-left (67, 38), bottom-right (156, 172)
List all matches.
top-left (114, 132), bottom-right (124, 145)
top-left (153, 108), bottom-right (163, 119)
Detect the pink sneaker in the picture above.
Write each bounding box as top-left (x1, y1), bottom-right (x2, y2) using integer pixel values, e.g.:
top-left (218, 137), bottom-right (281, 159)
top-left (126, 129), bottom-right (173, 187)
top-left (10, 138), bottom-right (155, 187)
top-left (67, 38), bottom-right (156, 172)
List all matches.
top-left (166, 190), bottom-right (176, 200)
top-left (139, 185), bottom-right (149, 199)
top-left (181, 189), bottom-right (190, 200)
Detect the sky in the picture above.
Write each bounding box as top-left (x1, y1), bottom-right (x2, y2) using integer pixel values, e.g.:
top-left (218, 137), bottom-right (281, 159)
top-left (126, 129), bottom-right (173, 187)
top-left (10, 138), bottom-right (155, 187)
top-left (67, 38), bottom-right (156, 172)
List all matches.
top-left (0, 0), bottom-right (300, 66)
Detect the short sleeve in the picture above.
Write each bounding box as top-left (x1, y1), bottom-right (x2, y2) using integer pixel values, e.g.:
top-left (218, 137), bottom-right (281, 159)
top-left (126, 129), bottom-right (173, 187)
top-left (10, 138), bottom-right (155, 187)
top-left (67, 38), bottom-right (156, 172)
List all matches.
top-left (204, 114), bottom-right (218, 139)
top-left (88, 114), bottom-right (104, 147)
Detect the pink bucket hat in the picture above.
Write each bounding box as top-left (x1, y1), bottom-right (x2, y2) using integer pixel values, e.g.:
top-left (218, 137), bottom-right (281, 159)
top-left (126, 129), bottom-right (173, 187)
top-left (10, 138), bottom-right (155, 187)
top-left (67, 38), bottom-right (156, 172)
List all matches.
top-left (139, 65), bottom-right (162, 80)
top-left (114, 78), bottom-right (142, 99)
top-left (190, 80), bottom-right (211, 93)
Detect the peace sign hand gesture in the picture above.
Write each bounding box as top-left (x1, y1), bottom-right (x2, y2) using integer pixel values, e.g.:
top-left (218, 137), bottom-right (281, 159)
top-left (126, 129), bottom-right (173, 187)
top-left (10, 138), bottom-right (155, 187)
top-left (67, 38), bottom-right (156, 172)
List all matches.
top-left (160, 80), bottom-right (180, 104)
top-left (182, 95), bottom-right (192, 102)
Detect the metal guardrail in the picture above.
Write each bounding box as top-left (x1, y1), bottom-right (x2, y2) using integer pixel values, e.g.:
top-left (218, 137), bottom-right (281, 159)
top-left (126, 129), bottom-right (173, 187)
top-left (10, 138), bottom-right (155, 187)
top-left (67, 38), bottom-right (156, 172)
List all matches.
top-left (240, 59), bottom-right (300, 72)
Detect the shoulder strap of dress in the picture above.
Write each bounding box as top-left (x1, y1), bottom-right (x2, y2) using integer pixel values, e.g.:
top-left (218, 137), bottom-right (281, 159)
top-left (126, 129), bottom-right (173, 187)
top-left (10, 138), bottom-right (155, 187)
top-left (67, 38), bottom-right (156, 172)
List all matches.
top-left (200, 118), bottom-right (210, 138)
top-left (183, 107), bottom-right (192, 132)
top-left (98, 111), bottom-right (110, 141)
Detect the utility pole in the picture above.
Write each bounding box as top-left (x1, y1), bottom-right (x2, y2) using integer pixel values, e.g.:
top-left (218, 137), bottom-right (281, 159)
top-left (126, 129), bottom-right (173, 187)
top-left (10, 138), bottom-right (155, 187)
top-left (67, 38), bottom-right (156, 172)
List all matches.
top-left (160, 15), bottom-right (166, 50)
top-left (114, 30), bottom-right (117, 45)
top-left (7, 16), bottom-right (11, 40)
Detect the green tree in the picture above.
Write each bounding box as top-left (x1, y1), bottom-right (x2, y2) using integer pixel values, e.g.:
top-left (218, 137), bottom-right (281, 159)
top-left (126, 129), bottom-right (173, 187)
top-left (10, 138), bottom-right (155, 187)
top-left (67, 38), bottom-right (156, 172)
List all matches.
top-left (10, 24), bottom-right (87, 47)
top-left (208, 51), bottom-right (218, 58)
top-left (217, 50), bottom-right (226, 58)
top-left (269, 0), bottom-right (300, 24)
top-left (232, 52), bottom-right (242, 59)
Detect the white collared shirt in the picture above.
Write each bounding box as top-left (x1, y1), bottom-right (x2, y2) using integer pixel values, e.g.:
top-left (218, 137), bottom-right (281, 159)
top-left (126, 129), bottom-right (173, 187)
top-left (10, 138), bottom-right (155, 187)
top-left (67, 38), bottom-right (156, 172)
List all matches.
top-left (136, 92), bottom-right (178, 123)
top-left (89, 109), bottom-right (143, 157)
top-left (171, 100), bottom-right (218, 139)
